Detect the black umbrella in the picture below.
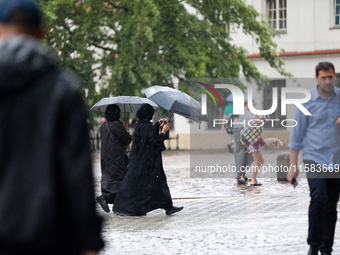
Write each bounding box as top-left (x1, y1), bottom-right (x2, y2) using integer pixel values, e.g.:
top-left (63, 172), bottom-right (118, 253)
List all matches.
top-left (89, 96), bottom-right (158, 113)
top-left (89, 96), bottom-right (159, 124)
top-left (143, 86), bottom-right (207, 123)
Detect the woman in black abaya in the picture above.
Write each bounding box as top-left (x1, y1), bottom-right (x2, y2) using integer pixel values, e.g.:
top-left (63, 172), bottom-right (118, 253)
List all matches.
top-left (113, 103), bottom-right (183, 216)
top-left (96, 104), bottom-right (132, 213)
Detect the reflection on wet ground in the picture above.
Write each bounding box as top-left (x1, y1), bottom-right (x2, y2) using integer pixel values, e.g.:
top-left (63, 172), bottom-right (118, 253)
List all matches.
top-left (92, 150), bottom-right (339, 255)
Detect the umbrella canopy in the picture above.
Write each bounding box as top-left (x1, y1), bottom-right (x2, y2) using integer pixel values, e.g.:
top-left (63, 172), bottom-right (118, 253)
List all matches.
top-left (143, 85), bottom-right (207, 122)
top-left (89, 96), bottom-right (159, 113)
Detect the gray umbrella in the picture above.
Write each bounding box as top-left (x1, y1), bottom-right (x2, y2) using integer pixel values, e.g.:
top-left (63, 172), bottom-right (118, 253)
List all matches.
top-left (143, 85), bottom-right (207, 122)
top-left (89, 96), bottom-right (158, 113)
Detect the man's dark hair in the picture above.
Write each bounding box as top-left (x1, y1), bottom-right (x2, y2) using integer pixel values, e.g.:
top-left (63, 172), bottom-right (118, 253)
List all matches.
top-left (315, 62), bottom-right (335, 77)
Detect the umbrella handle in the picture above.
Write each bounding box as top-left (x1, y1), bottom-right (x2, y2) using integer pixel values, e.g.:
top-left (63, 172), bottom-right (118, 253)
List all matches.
top-left (124, 112), bottom-right (129, 130)
top-left (168, 112), bottom-right (173, 123)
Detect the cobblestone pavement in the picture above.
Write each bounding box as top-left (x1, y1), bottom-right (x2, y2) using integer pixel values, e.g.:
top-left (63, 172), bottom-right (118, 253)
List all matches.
top-left (92, 150), bottom-right (340, 255)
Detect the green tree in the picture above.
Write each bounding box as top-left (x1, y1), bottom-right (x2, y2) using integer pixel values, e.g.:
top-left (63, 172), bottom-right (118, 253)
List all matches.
top-left (41, 0), bottom-right (291, 109)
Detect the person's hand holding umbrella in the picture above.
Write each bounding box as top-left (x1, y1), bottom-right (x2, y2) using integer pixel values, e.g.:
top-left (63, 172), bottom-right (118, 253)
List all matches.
top-left (161, 123), bottom-right (171, 134)
top-left (159, 118), bottom-right (170, 132)
top-left (159, 118), bottom-right (167, 129)
top-left (158, 118), bottom-right (167, 125)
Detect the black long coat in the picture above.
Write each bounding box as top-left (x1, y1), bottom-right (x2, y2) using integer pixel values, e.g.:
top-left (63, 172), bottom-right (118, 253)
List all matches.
top-left (113, 122), bottom-right (173, 216)
top-left (100, 121), bottom-right (132, 203)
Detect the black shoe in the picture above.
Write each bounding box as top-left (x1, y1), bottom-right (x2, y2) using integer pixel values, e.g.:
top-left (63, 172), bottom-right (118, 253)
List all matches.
top-left (307, 246), bottom-right (318, 255)
top-left (165, 206), bottom-right (183, 215)
top-left (96, 195), bottom-right (110, 213)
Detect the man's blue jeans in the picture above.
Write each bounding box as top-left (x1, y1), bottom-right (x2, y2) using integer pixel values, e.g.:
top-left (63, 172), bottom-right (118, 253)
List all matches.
top-left (305, 160), bottom-right (340, 253)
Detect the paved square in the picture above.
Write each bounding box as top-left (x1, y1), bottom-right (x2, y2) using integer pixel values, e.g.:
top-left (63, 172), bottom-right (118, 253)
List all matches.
top-left (92, 150), bottom-right (340, 254)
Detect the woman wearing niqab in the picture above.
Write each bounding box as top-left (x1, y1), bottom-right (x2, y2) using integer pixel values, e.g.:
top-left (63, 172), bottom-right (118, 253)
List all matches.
top-left (96, 104), bottom-right (132, 213)
top-left (113, 103), bottom-right (183, 216)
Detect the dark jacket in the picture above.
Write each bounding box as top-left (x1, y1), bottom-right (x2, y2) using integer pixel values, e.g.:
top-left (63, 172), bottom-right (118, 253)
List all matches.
top-left (0, 36), bottom-right (104, 255)
top-left (100, 120), bottom-right (132, 203)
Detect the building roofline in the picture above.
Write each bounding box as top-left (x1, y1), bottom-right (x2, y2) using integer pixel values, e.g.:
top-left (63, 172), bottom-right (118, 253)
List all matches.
top-left (248, 49), bottom-right (340, 58)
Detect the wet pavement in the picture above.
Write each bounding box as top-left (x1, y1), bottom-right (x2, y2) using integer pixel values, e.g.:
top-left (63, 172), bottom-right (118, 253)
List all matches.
top-left (92, 149), bottom-right (340, 255)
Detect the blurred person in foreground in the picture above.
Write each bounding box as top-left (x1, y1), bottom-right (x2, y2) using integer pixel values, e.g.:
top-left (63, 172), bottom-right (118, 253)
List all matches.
top-left (96, 104), bottom-right (132, 213)
top-left (113, 103), bottom-right (183, 216)
top-left (287, 62), bottom-right (340, 255)
top-left (0, 0), bottom-right (104, 254)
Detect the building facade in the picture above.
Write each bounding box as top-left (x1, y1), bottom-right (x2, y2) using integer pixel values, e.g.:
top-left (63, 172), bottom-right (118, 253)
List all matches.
top-left (172, 0), bottom-right (340, 150)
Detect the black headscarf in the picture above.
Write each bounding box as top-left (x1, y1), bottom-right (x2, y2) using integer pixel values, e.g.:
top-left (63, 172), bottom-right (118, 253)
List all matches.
top-left (134, 103), bottom-right (156, 159)
top-left (136, 103), bottom-right (154, 122)
top-left (105, 104), bottom-right (121, 122)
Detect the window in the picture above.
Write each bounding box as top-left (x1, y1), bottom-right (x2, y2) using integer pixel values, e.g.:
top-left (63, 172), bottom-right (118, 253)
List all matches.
top-left (263, 80), bottom-right (286, 129)
top-left (335, 0), bottom-right (340, 26)
top-left (267, 0), bottom-right (287, 31)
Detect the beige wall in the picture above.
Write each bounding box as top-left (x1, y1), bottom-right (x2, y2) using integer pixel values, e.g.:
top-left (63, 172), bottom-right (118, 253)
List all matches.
top-left (165, 131), bottom-right (291, 150)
